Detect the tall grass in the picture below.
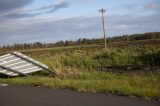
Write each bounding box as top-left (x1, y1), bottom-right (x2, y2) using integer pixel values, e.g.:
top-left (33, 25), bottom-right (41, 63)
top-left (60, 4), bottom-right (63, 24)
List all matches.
top-left (138, 51), bottom-right (160, 67)
top-left (25, 45), bottom-right (160, 68)
top-left (0, 45), bottom-right (160, 99)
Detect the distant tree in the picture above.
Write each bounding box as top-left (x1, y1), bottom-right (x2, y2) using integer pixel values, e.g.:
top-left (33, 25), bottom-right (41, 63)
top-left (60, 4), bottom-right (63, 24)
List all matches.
top-left (55, 40), bottom-right (64, 46)
top-left (0, 32), bottom-right (159, 50)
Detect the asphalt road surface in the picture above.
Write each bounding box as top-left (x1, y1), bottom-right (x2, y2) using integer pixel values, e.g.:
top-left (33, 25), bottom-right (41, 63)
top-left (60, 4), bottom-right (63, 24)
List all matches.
top-left (0, 84), bottom-right (159, 106)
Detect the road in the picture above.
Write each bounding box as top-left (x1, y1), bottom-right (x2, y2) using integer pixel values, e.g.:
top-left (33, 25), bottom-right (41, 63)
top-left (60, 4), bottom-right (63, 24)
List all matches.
top-left (0, 84), bottom-right (159, 106)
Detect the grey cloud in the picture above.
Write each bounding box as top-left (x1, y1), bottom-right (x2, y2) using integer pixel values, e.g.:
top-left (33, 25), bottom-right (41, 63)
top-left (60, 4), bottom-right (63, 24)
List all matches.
top-left (0, 1), bottom-right (70, 20)
top-left (4, 13), bottom-right (41, 19)
top-left (41, 1), bottom-right (70, 13)
top-left (0, 0), bottom-right (34, 13)
top-left (1, 11), bottom-right (160, 45)
top-left (22, 1), bottom-right (70, 14)
top-left (144, 0), bottom-right (160, 11)
top-left (0, 0), bottom-right (35, 20)
top-left (107, 13), bottom-right (160, 35)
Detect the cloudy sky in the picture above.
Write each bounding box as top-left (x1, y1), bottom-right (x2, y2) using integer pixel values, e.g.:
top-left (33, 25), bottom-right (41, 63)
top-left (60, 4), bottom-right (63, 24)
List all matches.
top-left (0, 0), bottom-right (160, 45)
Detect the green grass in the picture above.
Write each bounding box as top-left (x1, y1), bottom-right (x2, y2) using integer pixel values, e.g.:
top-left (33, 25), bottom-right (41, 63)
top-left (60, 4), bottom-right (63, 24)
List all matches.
top-left (24, 45), bottom-right (160, 68)
top-left (0, 71), bottom-right (159, 99)
top-left (0, 45), bottom-right (160, 100)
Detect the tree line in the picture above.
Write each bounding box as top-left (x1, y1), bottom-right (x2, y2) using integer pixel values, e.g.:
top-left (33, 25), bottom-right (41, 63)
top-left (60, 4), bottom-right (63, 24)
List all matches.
top-left (0, 32), bottom-right (160, 51)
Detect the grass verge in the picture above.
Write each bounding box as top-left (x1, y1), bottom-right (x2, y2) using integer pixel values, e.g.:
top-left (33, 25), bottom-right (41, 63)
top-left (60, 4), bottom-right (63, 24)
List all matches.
top-left (0, 70), bottom-right (159, 100)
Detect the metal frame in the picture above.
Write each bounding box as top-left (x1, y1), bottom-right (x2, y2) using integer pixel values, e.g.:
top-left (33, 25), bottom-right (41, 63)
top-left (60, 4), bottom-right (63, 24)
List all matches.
top-left (0, 52), bottom-right (56, 76)
top-left (0, 65), bottom-right (27, 76)
top-left (10, 52), bottom-right (54, 73)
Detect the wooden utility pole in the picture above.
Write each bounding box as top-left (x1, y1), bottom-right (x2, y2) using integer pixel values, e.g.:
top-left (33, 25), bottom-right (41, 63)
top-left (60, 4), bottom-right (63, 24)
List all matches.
top-left (99, 8), bottom-right (107, 49)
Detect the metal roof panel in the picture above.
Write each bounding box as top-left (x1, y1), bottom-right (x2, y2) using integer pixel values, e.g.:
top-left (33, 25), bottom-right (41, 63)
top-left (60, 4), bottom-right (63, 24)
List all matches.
top-left (0, 52), bottom-right (52, 76)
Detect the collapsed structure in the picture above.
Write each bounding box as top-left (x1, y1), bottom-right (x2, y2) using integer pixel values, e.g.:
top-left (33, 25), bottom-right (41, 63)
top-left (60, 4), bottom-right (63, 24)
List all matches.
top-left (0, 52), bottom-right (53, 76)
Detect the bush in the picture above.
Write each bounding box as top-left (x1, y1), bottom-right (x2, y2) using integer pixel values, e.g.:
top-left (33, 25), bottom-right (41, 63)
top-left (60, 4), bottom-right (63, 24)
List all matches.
top-left (138, 51), bottom-right (160, 67)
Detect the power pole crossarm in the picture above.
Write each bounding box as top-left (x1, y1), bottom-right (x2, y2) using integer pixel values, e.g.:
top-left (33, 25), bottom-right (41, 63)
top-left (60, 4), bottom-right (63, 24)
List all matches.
top-left (99, 8), bottom-right (107, 49)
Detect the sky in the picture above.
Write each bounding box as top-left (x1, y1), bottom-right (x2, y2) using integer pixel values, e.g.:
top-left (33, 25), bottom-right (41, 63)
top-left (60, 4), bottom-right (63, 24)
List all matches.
top-left (0, 0), bottom-right (160, 45)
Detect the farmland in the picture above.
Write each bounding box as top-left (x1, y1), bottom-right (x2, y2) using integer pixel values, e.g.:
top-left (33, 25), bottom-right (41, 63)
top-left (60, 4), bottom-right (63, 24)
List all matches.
top-left (0, 39), bottom-right (160, 100)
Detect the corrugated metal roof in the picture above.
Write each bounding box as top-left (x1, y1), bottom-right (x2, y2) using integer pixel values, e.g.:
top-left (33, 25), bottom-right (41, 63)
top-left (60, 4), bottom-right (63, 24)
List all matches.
top-left (0, 52), bottom-right (51, 76)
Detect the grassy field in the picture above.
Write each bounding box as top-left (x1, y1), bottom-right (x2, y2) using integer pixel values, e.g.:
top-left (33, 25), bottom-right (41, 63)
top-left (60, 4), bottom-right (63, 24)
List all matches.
top-left (24, 45), bottom-right (160, 69)
top-left (0, 41), bottom-right (160, 100)
top-left (0, 39), bottom-right (160, 55)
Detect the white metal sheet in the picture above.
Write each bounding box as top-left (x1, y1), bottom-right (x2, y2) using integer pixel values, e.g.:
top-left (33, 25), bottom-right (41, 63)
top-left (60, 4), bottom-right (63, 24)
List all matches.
top-left (0, 52), bottom-right (49, 76)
